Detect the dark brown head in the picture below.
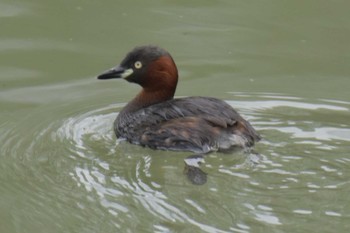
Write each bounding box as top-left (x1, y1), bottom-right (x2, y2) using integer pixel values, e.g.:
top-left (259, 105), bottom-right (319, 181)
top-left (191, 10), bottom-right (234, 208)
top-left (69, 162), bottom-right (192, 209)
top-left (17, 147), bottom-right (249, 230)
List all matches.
top-left (97, 45), bottom-right (178, 99)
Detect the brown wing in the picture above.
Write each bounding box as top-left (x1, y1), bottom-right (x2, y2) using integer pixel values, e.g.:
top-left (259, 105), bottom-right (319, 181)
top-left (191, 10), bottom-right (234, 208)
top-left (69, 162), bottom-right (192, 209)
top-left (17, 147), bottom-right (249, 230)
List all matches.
top-left (115, 97), bottom-right (260, 152)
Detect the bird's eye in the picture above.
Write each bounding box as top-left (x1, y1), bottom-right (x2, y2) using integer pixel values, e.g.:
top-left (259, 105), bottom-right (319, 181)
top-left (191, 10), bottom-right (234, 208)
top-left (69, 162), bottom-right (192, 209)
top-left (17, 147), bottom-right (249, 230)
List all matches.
top-left (134, 61), bottom-right (142, 69)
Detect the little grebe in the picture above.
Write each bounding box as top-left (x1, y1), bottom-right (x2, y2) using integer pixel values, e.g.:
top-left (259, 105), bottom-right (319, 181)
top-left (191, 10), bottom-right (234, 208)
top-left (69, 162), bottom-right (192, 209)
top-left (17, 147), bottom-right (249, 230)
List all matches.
top-left (97, 45), bottom-right (260, 153)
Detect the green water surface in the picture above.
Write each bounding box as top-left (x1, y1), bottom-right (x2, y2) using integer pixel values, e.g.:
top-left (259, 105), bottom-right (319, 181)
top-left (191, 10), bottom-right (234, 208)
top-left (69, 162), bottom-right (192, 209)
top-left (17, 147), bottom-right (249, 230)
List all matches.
top-left (1, 1), bottom-right (350, 232)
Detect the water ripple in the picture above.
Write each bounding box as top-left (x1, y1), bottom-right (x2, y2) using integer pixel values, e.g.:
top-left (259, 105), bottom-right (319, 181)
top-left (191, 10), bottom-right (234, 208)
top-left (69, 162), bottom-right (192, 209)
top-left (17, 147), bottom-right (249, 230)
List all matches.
top-left (2, 93), bottom-right (350, 232)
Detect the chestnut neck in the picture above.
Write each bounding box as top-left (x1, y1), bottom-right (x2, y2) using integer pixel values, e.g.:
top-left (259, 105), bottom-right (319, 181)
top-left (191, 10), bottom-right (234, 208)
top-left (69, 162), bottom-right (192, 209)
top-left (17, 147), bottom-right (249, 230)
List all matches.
top-left (122, 55), bottom-right (178, 114)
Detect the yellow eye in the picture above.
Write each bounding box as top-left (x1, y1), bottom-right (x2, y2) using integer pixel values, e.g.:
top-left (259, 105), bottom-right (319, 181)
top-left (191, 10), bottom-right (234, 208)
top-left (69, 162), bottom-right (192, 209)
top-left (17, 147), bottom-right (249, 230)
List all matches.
top-left (134, 61), bottom-right (142, 69)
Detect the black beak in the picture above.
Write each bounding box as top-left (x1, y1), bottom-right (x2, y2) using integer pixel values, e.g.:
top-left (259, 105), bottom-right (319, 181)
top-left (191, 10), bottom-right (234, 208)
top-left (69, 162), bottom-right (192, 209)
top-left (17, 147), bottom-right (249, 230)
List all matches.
top-left (97, 66), bottom-right (125, 80)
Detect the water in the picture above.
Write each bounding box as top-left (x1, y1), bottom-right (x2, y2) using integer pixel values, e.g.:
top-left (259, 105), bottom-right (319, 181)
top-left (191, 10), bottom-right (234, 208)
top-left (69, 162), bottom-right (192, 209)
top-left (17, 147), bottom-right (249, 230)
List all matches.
top-left (1, 0), bottom-right (350, 232)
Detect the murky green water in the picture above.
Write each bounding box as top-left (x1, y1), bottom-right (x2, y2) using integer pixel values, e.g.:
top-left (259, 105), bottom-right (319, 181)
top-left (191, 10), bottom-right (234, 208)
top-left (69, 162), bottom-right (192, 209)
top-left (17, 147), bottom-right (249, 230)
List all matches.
top-left (1, 0), bottom-right (350, 232)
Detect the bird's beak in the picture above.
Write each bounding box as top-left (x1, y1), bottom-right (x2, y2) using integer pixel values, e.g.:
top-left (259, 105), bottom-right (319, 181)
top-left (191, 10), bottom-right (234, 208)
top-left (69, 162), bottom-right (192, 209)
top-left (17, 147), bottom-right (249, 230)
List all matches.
top-left (97, 66), bottom-right (133, 80)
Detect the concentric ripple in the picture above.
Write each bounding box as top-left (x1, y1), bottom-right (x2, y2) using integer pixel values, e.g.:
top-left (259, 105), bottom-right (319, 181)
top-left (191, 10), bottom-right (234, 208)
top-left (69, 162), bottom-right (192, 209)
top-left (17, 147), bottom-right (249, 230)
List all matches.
top-left (2, 93), bottom-right (350, 232)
